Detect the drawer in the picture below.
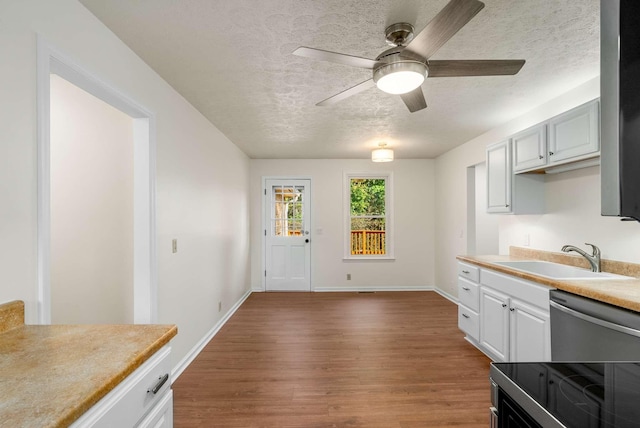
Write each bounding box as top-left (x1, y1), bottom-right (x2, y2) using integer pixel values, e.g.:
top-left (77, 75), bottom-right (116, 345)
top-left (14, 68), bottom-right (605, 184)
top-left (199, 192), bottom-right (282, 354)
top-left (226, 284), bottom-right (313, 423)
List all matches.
top-left (71, 345), bottom-right (172, 428)
top-left (458, 305), bottom-right (479, 342)
top-left (137, 389), bottom-right (173, 428)
top-left (458, 262), bottom-right (480, 283)
top-left (458, 277), bottom-right (480, 312)
top-left (480, 268), bottom-right (551, 309)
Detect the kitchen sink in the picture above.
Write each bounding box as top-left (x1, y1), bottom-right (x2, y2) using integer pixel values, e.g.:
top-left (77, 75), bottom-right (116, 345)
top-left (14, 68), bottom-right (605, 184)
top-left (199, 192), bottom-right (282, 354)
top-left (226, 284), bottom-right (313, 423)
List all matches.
top-left (492, 260), bottom-right (634, 280)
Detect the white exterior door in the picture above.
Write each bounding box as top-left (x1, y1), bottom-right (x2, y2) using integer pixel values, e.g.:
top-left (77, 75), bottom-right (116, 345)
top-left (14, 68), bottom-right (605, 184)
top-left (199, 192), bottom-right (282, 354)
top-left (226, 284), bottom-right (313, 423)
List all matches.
top-left (264, 179), bottom-right (311, 291)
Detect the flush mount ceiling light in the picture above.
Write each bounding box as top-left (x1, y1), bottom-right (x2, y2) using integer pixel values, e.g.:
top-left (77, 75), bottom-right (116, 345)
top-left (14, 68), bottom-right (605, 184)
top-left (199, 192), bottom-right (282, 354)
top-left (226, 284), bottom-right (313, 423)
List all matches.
top-left (373, 61), bottom-right (428, 95)
top-left (371, 143), bottom-right (394, 162)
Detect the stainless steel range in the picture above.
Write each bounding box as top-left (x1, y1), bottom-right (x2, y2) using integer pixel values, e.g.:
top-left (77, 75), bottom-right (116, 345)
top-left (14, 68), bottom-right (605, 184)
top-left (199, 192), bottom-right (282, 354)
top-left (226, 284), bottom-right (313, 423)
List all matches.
top-left (490, 362), bottom-right (640, 428)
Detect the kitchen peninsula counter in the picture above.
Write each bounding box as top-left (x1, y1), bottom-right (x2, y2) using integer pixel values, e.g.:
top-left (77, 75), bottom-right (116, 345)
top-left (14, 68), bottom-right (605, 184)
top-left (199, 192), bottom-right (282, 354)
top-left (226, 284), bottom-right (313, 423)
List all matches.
top-left (458, 247), bottom-right (640, 313)
top-left (0, 301), bottom-right (177, 428)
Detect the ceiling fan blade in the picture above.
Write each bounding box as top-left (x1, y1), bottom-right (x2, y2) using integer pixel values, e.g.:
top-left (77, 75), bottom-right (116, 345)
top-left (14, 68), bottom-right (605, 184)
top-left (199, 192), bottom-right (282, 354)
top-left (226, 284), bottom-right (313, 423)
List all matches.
top-left (399, 87), bottom-right (427, 113)
top-left (401, 0), bottom-right (485, 62)
top-left (293, 47), bottom-right (378, 69)
top-left (427, 59), bottom-right (525, 77)
top-left (316, 79), bottom-right (376, 106)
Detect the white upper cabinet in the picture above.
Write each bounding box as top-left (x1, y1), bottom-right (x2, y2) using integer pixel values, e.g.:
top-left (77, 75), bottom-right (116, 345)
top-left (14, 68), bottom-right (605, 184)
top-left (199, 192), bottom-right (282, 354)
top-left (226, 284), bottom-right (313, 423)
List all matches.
top-left (548, 99), bottom-right (600, 164)
top-left (486, 141), bottom-right (512, 213)
top-left (486, 140), bottom-right (545, 215)
top-left (512, 124), bottom-right (547, 172)
top-left (485, 99), bottom-right (599, 215)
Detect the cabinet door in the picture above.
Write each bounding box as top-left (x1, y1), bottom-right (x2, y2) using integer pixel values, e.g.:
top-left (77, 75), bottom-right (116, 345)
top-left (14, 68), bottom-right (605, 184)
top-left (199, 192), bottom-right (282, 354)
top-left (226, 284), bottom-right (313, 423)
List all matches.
top-left (480, 287), bottom-right (510, 361)
top-left (509, 300), bottom-right (550, 362)
top-left (512, 124), bottom-right (547, 172)
top-left (486, 141), bottom-right (512, 213)
top-left (548, 99), bottom-right (599, 164)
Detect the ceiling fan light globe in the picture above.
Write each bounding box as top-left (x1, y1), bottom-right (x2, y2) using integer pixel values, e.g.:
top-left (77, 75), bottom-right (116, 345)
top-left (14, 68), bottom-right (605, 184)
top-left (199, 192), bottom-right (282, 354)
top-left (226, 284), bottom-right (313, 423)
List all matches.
top-left (373, 61), bottom-right (427, 95)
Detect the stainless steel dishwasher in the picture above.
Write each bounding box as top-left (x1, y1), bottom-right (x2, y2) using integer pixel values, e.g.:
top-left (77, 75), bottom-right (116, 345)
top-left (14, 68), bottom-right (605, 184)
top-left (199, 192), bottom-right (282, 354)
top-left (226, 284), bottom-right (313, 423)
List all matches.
top-left (550, 290), bottom-right (640, 361)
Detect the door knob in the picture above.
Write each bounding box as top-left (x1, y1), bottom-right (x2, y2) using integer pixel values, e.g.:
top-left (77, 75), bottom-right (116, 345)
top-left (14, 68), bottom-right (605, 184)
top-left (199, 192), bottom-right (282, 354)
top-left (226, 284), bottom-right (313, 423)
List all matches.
top-left (305, 239), bottom-right (309, 243)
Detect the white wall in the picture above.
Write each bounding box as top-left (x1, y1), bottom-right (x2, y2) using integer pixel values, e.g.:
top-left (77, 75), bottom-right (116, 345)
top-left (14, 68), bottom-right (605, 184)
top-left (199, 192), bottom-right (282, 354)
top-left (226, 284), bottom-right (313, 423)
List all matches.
top-left (434, 77), bottom-right (602, 297)
top-left (500, 165), bottom-right (640, 263)
top-left (474, 163), bottom-right (499, 255)
top-left (0, 0), bottom-right (250, 368)
top-left (50, 74), bottom-right (134, 324)
top-left (250, 159), bottom-right (435, 290)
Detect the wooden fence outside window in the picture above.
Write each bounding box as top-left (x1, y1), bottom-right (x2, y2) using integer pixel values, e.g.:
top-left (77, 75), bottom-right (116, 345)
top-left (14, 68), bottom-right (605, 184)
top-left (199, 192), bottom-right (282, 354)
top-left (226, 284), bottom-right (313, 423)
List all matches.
top-left (350, 230), bottom-right (385, 255)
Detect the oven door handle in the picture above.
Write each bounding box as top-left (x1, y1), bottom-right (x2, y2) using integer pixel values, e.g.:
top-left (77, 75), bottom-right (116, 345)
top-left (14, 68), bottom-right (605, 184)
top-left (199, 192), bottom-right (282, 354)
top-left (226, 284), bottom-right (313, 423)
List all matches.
top-left (490, 406), bottom-right (498, 428)
top-left (550, 300), bottom-right (640, 338)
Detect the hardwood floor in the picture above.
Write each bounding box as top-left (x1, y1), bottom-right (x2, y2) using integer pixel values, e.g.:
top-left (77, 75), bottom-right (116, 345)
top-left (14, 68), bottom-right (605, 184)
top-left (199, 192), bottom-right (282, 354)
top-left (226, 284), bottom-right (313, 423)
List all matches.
top-left (173, 292), bottom-right (491, 427)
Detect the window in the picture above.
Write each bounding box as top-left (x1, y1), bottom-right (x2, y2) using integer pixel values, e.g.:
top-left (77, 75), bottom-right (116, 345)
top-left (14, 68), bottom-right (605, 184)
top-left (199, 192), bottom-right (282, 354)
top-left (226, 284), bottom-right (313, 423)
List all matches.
top-left (271, 185), bottom-right (305, 236)
top-left (344, 172), bottom-right (393, 259)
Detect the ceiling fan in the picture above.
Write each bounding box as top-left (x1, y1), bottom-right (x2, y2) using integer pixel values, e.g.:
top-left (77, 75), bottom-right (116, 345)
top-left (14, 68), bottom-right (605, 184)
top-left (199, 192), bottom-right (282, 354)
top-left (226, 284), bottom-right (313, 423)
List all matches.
top-left (293, 0), bottom-right (525, 113)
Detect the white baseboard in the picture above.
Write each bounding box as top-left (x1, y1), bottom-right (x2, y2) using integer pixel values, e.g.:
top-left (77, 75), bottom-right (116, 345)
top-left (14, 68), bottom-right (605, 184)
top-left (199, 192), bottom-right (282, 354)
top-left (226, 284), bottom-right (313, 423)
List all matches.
top-left (313, 285), bottom-right (434, 292)
top-left (434, 287), bottom-right (458, 304)
top-left (171, 289), bottom-right (252, 381)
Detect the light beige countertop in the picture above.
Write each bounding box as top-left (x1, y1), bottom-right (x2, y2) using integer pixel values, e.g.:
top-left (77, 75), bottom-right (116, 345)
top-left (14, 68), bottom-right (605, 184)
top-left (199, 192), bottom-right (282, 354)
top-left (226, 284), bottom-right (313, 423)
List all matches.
top-left (457, 247), bottom-right (640, 313)
top-left (0, 301), bottom-right (177, 428)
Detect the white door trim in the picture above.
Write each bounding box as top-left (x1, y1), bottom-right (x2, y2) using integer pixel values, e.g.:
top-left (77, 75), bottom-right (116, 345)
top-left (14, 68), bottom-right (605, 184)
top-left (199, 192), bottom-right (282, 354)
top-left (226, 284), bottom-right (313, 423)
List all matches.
top-left (261, 176), bottom-right (312, 291)
top-left (36, 35), bottom-right (158, 324)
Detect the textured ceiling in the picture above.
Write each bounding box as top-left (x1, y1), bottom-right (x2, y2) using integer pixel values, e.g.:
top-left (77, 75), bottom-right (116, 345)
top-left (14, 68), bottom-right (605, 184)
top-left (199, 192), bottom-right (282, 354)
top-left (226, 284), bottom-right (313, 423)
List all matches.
top-left (79, 0), bottom-right (599, 159)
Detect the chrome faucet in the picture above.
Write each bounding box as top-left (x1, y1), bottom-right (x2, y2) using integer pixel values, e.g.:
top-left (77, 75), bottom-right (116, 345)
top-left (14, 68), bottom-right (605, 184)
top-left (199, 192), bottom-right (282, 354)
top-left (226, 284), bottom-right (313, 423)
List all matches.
top-left (561, 243), bottom-right (601, 272)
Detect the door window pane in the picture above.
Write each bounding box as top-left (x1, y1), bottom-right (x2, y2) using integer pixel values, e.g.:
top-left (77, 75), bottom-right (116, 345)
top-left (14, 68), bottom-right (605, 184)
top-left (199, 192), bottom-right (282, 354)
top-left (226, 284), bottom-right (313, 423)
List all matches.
top-left (272, 185), bottom-right (305, 236)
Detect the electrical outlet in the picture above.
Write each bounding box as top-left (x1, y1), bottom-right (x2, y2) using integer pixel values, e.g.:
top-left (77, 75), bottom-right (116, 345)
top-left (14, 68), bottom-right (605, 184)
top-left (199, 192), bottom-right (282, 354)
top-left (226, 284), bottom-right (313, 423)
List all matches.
top-left (172, 239), bottom-right (177, 253)
top-left (218, 301), bottom-right (222, 312)
top-left (347, 274), bottom-right (351, 280)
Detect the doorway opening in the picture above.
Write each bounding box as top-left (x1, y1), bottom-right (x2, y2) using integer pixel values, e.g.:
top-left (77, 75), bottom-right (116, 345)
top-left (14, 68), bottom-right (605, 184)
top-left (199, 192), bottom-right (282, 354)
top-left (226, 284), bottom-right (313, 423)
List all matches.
top-left (37, 36), bottom-right (157, 324)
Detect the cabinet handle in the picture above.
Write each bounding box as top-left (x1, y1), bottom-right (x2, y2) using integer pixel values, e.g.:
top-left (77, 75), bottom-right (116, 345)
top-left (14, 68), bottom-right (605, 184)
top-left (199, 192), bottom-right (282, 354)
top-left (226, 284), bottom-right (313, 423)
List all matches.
top-left (505, 204), bottom-right (510, 208)
top-left (549, 151), bottom-right (554, 156)
top-left (462, 313), bottom-right (470, 319)
top-left (538, 155), bottom-right (544, 159)
top-left (510, 308), bottom-right (515, 312)
top-left (502, 303), bottom-right (507, 308)
top-left (462, 287), bottom-right (470, 291)
top-left (461, 270), bottom-right (470, 274)
top-left (148, 373), bottom-right (169, 395)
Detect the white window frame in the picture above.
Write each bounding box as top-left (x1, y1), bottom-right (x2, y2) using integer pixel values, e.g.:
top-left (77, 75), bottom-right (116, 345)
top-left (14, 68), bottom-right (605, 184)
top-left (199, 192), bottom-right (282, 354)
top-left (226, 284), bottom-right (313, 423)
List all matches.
top-left (343, 172), bottom-right (394, 260)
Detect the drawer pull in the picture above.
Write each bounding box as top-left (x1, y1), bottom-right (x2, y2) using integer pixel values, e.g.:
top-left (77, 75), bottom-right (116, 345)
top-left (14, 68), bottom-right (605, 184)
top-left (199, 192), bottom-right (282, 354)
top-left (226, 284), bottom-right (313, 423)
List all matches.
top-left (462, 286), bottom-right (470, 291)
top-left (462, 313), bottom-right (470, 319)
top-left (461, 270), bottom-right (470, 274)
top-left (502, 303), bottom-right (507, 308)
top-left (148, 373), bottom-right (169, 395)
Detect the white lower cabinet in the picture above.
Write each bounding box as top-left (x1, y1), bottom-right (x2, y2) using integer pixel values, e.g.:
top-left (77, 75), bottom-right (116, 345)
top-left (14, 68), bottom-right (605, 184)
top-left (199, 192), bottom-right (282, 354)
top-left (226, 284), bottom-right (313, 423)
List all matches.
top-left (70, 345), bottom-right (173, 428)
top-left (479, 287), bottom-right (510, 361)
top-left (458, 262), bottom-right (552, 362)
top-left (137, 389), bottom-right (173, 428)
top-left (509, 299), bottom-right (550, 362)
top-left (457, 263), bottom-right (481, 342)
